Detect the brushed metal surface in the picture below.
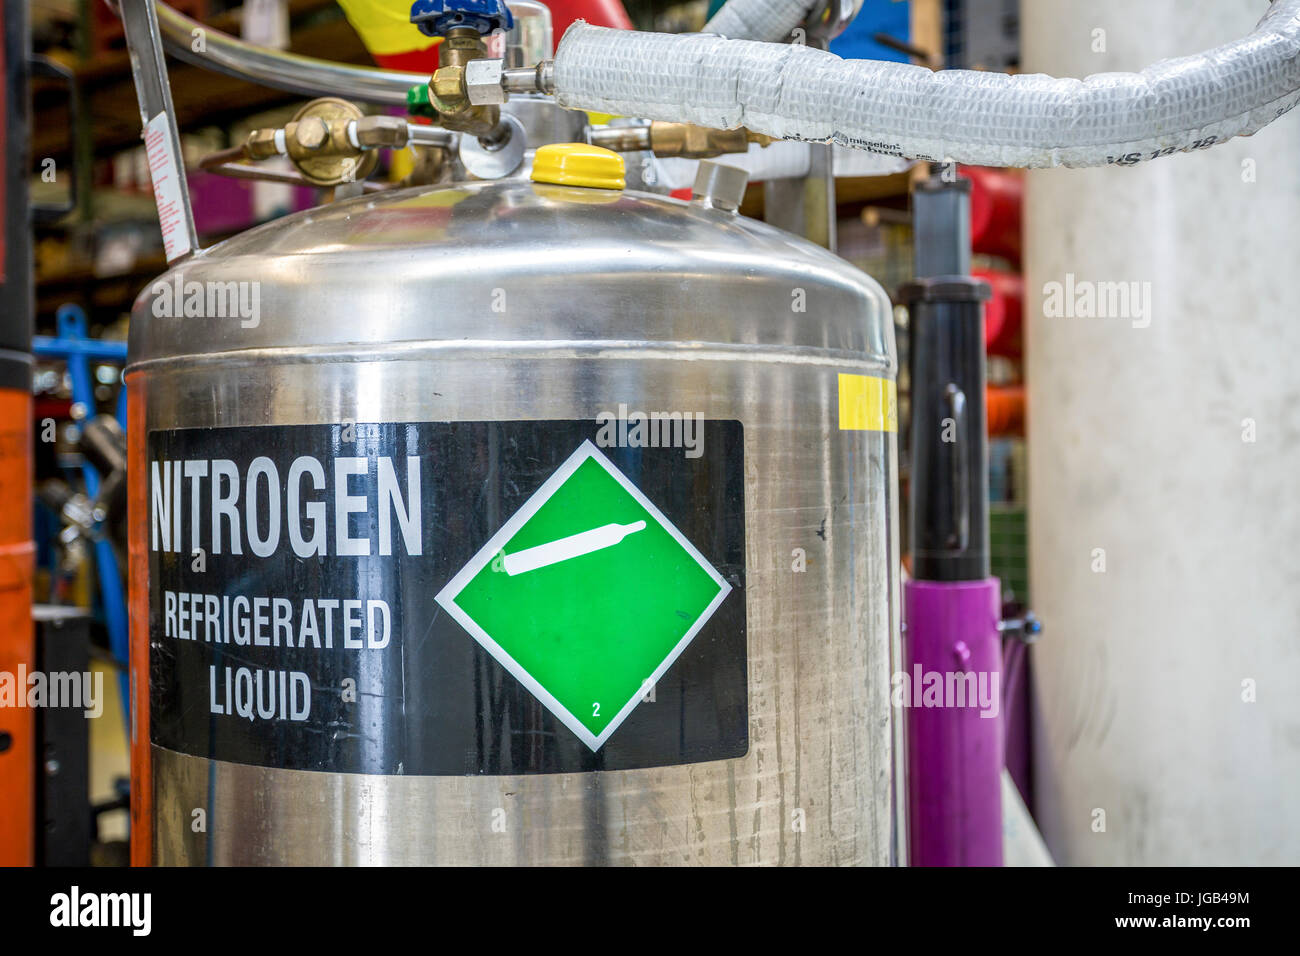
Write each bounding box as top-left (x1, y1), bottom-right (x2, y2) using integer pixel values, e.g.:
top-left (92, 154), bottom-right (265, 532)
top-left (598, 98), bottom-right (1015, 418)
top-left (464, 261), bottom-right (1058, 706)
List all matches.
top-left (130, 181), bottom-right (893, 365)
top-left (129, 181), bottom-right (901, 865)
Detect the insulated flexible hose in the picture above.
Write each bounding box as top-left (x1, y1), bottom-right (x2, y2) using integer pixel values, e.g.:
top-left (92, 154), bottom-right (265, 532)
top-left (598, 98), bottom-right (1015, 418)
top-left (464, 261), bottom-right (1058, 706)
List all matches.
top-left (145, 0), bottom-right (1300, 169)
top-left (702, 0), bottom-right (821, 44)
top-left (554, 1), bottom-right (1300, 168)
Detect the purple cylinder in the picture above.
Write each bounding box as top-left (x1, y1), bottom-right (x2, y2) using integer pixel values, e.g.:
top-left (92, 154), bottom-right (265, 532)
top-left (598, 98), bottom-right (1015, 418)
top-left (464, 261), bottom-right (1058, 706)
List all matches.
top-left (904, 577), bottom-right (1003, 866)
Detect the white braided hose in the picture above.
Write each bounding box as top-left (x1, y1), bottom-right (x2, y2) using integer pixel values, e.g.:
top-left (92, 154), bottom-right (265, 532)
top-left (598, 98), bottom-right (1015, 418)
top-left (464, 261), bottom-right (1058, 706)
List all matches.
top-left (554, 2), bottom-right (1300, 168)
top-left (702, 0), bottom-right (821, 43)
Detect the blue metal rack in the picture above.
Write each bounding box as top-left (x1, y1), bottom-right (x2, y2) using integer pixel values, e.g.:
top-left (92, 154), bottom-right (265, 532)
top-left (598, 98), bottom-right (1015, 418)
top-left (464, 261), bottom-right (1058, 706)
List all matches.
top-left (33, 304), bottom-right (130, 718)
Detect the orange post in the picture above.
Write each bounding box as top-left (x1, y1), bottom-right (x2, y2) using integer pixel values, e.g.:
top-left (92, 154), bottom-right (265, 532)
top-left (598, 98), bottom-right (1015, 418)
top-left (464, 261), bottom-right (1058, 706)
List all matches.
top-left (0, 0), bottom-right (34, 867)
top-left (0, 389), bottom-right (34, 866)
top-left (127, 379), bottom-right (152, 865)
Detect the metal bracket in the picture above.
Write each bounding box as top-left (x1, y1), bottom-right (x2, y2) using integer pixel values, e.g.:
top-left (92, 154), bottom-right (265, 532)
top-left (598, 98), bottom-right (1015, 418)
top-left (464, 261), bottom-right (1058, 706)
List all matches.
top-left (762, 1), bottom-right (855, 251)
top-left (119, 0), bottom-right (200, 260)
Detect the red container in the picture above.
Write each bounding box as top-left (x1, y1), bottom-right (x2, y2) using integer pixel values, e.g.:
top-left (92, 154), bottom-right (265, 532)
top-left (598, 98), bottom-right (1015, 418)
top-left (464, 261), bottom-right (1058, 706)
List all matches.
top-left (963, 166), bottom-right (1022, 265)
top-left (973, 267), bottom-right (1023, 358)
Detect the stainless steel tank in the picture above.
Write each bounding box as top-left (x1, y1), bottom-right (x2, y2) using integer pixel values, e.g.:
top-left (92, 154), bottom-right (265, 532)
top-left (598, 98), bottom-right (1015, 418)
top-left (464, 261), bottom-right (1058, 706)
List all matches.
top-left (127, 168), bottom-right (902, 865)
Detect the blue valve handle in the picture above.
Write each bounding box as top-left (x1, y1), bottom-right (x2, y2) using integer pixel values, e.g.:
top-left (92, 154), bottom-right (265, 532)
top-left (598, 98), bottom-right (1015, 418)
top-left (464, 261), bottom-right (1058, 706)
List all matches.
top-left (410, 0), bottom-right (514, 37)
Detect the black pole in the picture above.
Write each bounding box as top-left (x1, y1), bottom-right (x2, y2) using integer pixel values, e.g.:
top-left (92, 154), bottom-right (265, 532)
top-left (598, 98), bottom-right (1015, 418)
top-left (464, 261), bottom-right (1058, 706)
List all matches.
top-left (901, 173), bottom-right (991, 582)
top-left (0, 0), bottom-right (33, 380)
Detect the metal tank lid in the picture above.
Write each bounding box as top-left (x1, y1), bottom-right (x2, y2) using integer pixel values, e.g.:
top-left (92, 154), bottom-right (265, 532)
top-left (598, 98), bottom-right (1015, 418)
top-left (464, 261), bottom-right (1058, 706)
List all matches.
top-left (128, 179), bottom-right (895, 374)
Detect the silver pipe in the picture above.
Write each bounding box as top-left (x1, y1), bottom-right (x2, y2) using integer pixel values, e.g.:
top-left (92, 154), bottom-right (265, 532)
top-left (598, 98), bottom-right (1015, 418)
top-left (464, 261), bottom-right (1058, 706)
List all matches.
top-left (155, 2), bottom-right (425, 106)
top-left (503, 62), bottom-right (554, 95)
top-left (407, 125), bottom-right (456, 147)
top-left (203, 161), bottom-right (390, 192)
top-left (588, 125), bottom-right (650, 152)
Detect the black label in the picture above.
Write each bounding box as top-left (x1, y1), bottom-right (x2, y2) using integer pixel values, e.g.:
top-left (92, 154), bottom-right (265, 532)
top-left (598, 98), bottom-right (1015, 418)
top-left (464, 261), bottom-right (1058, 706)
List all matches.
top-left (147, 420), bottom-right (747, 774)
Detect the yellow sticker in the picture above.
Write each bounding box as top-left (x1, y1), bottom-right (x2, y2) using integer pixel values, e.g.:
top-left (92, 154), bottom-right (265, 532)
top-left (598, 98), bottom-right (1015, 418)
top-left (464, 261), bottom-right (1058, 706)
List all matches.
top-left (838, 374), bottom-right (898, 432)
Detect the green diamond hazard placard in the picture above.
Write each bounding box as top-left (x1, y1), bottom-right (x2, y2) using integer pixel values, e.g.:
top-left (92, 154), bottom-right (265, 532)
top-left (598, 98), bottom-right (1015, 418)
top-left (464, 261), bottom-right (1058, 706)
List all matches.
top-left (435, 439), bottom-right (732, 751)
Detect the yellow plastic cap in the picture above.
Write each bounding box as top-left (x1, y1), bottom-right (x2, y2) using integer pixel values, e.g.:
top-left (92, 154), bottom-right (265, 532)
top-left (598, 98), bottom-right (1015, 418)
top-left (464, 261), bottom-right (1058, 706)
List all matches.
top-left (531, 143), bottom-right (625, 190)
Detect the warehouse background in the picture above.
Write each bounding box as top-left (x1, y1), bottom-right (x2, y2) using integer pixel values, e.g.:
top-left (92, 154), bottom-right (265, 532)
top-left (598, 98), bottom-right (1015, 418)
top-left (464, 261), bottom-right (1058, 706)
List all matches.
top-left (4, 0), bottom-right (1294, 867)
